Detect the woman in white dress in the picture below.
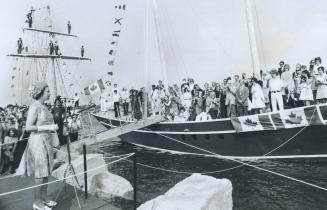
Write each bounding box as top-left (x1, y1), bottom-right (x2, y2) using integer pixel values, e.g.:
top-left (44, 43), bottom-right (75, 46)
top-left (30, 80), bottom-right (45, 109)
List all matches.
top-left (250, 78), bottom-right (266, 114)
top-left (299, 73), bottom-right (313, 106)
top-left (316, 66), bottom-right (327, 103)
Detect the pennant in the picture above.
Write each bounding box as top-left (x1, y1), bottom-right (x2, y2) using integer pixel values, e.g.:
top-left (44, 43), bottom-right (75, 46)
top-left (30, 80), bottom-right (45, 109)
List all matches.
top-left (109, 50), bottom-right (115, 55)
top-left (105, 81), bottom-right (111, 86)
top-left (84, 79), bottom-right (105, 95)
top-left (112, 30), bottom-right (120, 37)
top-left (115, 4), bottom-right (126, 10)
top-left (108, 60), bottom-right (115, 66)
top-left (107, 71), bottom-right (113, 76)
top-left (114, 18), bottom-right (123, 25)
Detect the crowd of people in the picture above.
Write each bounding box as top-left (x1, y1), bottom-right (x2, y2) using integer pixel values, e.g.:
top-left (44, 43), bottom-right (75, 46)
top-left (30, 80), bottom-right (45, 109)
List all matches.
top-left (101, 57), bottom-right (327, 122)
top-left (0, 96), bottom-right (81, 175)
top-left (2, 57), bottom-right (327, 174)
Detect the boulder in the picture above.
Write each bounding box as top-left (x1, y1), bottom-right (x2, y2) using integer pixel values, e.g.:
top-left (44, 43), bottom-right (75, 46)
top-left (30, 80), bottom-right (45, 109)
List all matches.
top-left (138, 173), bottom-right (232, 210)
top-left (89, 172), bottom-right (133, 200)
top-left (52, 153), bottom-right (133, 200)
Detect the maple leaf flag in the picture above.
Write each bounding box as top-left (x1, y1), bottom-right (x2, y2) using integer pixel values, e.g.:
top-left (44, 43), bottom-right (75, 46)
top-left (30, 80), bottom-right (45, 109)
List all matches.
top-left (84, 79), bottom-right (105, 95)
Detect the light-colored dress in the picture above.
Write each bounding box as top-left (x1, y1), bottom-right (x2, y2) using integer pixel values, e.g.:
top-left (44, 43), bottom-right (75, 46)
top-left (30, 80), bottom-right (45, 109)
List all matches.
top-left (316, 74), bottom-right (327, 99)
top-left (299, 82), bottom-right (313, 101)
top-left (17, 101), bottom-right (59, 178)
top-left (251, 84), bottom-right (265, 109)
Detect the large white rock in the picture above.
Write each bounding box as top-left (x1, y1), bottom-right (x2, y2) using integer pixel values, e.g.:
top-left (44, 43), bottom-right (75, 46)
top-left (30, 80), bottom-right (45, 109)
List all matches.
top-left (52, 153), bottom-right (133, 200)
top-left (89, 172), bottom-right (133, 200)
top-left (138, 173), bottom-right (233, 210)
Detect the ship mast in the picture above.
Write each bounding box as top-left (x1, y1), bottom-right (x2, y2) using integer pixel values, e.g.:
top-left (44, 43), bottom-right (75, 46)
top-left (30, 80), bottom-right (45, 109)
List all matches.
top-left (152, 0), bottom-right (168, 88)
top-left (244, 0), bottom-right (260, 76)
top-left (7, 6), bottom-right (91, 103)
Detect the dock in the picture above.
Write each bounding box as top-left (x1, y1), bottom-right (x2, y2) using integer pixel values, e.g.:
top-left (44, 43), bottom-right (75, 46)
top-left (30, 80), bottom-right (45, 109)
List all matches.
top-left (0, 175), bottom-right (122, 210)
top-left (69, 115), bottom-right (165, 152)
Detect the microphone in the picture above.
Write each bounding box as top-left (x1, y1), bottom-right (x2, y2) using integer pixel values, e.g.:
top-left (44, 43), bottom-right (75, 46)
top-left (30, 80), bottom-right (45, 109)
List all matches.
top-left (77, 104), bottom-right (96, 113)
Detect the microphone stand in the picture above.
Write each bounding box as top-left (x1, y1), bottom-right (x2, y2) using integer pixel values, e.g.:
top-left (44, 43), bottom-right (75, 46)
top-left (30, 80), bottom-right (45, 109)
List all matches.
top-left (55, 102), bottom-right (83, 207)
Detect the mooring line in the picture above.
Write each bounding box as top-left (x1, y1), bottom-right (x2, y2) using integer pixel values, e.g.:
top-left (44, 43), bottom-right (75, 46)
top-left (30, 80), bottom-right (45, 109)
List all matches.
top-left (0, 153), bottom-right (134, 197)
top-left (158, 133), bottom-right (327, 191)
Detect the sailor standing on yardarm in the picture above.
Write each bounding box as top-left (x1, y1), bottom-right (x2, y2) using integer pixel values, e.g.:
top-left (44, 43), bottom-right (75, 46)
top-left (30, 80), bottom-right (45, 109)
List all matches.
top-left (81, 46), bottom-right (84, 57)
top-left (67, 21), bottom-right (71, 34)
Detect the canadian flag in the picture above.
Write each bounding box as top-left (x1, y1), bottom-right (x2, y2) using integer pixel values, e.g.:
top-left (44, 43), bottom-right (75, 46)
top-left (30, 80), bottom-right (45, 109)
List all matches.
top-left (84, 79), bottom-right (105, 95)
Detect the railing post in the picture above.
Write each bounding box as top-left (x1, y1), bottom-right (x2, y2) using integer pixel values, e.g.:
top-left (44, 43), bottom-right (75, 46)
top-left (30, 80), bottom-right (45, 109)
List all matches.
top-left (133, 153), bottom-right (137, 210)
top-left (83, 143), bottom-right (88, 199)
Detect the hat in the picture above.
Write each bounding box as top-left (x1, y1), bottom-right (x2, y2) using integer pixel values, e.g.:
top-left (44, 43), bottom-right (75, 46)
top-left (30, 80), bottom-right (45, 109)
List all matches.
top-left (28, 81), bottom-right (48, 99)
top-left (270, 69), bottom-right (278, 75)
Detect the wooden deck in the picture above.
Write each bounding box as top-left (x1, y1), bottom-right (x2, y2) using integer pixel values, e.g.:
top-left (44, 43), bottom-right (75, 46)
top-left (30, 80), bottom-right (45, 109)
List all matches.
top-left (0, 175), bottom-right (121, 210)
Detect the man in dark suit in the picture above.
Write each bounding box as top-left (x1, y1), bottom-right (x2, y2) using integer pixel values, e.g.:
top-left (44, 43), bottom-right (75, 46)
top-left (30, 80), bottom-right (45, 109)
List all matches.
top-left (235, 80), bottom-right (249, 116)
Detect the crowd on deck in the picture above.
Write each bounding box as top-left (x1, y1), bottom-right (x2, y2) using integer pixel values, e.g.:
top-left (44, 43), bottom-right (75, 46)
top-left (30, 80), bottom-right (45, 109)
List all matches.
top-left (101, 57), bottom-right (327, 121)
top-left (2, 57), bottom-right (327, 175)
top-left (0, 96), bottom-right (81, 175)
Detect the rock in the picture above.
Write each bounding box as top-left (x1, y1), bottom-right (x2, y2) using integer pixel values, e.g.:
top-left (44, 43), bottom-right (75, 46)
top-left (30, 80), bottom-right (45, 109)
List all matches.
top-left (138, 173), bottom-right (233, 210)
top-left (89, 172), bottom-right (133, 200)
top-left (52, 153), bottom-right (133, 200)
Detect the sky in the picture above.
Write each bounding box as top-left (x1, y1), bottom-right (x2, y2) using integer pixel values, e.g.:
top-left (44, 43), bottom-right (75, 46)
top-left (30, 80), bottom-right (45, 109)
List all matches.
top-left (1, 0), bottom-right (327, 106)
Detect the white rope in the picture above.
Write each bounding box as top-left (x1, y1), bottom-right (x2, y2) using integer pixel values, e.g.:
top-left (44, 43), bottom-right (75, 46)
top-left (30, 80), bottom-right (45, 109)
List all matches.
top-left (0, 137), bottom-right (28, 147)
top-left (157, 132), bottom-right (327, 191)
top-left (52, 148), bottom-right (67, 156)
top-left (0, 174), bottom-right (19, 181)
top-left (0, 153), bottom-right (134, 197)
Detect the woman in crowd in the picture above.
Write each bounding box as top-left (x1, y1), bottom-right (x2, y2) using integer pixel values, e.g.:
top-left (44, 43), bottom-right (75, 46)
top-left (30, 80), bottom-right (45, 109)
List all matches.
top-left (225, 79), bottom-right (236, 117)
top-left (17, 82), bottom-right (59, 210)
top-left (0, 128), bottom-right (18, 175)
top-left (163, 95), bottom-right (172, 120)
top-left (206, 91), bottom-right (219, 119)
top-left (250, 78), bottom-right (266, 114)
top-left (52, 97), bottom-right (66, 146)
top-left (298, 74), bottom-right (313, 106)
top-left (132, 90), bottom-right (143, 120)
top-left (316, 66), bottom-right (327, 103)
top-left (168, 87), bottom-right (179, 119)
top-left (181, 87), bottom-right (192, 111)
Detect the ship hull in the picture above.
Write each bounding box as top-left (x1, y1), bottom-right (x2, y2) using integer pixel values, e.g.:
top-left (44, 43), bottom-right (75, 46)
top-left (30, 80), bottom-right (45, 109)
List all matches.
top-left (92, 105), bottom-right (327, 159)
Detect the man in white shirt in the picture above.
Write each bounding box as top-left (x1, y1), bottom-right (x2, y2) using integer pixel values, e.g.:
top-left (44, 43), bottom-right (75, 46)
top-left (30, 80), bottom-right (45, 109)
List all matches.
top-left (269, 69), bottom-right (284, 112)
top-left (150, 85), bottom-right (160, 116)
top-left (73, 93), bottom-right (79, 108)
top-left (113, 90), bottom-right (121, 117)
